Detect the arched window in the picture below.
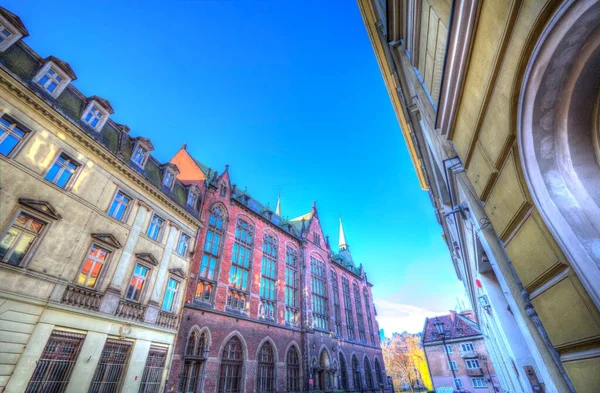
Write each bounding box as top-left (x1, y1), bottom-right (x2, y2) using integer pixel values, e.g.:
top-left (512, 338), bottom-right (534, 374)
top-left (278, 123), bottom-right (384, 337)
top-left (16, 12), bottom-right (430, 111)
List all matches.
top-left (260, 234), bottom-right (278, 320)
top-left (186, 330), bottom-right (197, 356)
top-left (339, 353), bottom-right (348, 390)
top-left (364, 288), bottom-right (376, 345)
top-left (228, 219), bottom-right (253, 311)
top-left (374, 358), bottom-right (384, 386)
top-left (331, 270), bottom-right (342, 336)
top-left (287, 347), bottom-right (300, 392)
top-left (354, 282), bottom-right (366, 343)
top-left (310, 256), bottom-right (328, 330)
top-left (364, 358), bottom-right (374, 390)
top-left (342, 276), bottom-right (355, 340)
top-left (182, 330), bottom-right (208, 393)
top-left (196, 205), bottom-right (226, 303)
top-left (285, 247), bottom-right (299, 325)
top-left (256, 342), bottom-right (275, 393)
top-left (219, 337), bottom-right (243, 393)
top-left (352, 355), bottom-right (361, 391)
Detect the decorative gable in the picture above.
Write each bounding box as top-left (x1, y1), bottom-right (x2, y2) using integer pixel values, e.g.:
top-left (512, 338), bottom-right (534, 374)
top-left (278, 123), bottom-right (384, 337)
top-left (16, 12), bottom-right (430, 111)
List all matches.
top-left (135, 252), bottom-right (159, 266)
top-left (18, 198), bottom-right (62, 220)
top-left (0, 7), bottom-right (29, 52)
top-left (91, 233), bottom-right (122, 249)
top-left (169, 268), bottom-right (186, 279)
top-left (33, 56), bottom-right (76, 98)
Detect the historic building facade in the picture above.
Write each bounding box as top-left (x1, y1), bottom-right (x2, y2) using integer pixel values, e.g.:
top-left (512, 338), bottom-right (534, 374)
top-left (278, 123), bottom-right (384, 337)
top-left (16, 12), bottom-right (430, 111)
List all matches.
top-left (0, 7), bottom-right (202, 393)
top-left (164, 147), bottom-right (388, 393)
top-left (358, 0), bottom-right (600, 392)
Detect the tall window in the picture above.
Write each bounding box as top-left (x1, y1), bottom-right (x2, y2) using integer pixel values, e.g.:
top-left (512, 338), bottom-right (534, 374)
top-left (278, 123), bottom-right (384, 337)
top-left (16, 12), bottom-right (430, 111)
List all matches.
top-left (287, 347), bottom-right (300, 392)
top-left (0, 115), bottom-right (28, 156)
top-left (342, 276), bottom-right (355, 340)
top-left (89, 339), bottom-right (132, 393)
top-left (162, 278), bottom-right (180, 312)
top-left (310, 256), bottom-right (328, 330)
top-left (196, 206), bottom-right (225, 304)
top-left (132, 145), bottom-right (148, 167)
top-left (146, 214), bottom-right (164, 241)
top-left (374, 358), bottom-right (384, 386)
top-left (339, 354), bottom-right (349, 390)
top-left (125, 263), bottom-right (149, 302)
top-left (260, 234), bottom-right (278, 320)
top-left (187, 190), bottom-right (199, 209)
top-left (363, 289), bottom-right (376, 345)
top-left (256, 342), bottom-right (275, 393)
top-left (352, 355), bottom-right (361, 391)
top-left (354, 282), bottom-right (366, 343)
top-left (139, 346), bottom-right (168, 393)
top-left (364, 358), bottom-right (374, 390)
top-left (44, 152), bottom-right (80, 189)
top-left (177, 233), bottom-right (191, 257)
top-left (218, 337), bottom-right (243, 393)
top-left (0, 211), bottom-right (45, 266)
top-left (227, 219), bottom-right (253, 311)
top-left (331, 270), bottom-right (342, 336)
top-left (38, 68), bottom-right (63, 94)
top-left (182, 330), bottom-right (208, 393)
top-left (0, 23), bottom-right (12, 43)
top-left (84, 105), bottom-right (104, 128)
top-left (77, 244), bottom-right (110, 288)
top-left (25, 330), bottom-right (85, 393)
top-left (163, 170), bottom-right (175, 189)
top-left (285, 247), bottom-right (299, 325)
top-left (108, 190), bottom-right (132, 222)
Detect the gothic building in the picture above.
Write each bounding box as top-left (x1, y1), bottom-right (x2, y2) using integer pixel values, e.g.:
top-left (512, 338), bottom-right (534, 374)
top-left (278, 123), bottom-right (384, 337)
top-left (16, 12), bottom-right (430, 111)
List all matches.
top-left (165, 147), bottom-right (388, 393)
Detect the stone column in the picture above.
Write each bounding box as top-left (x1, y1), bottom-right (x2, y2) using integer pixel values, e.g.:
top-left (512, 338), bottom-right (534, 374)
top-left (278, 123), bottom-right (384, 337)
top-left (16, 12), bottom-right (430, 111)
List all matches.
top-left (100, 201), bottom-right (151, 314)
top-left (64, 332), bottom-right (108, 393)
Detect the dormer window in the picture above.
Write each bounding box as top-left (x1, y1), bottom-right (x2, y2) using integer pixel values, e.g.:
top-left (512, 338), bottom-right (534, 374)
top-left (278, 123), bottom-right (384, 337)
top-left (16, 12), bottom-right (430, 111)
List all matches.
top-left (163, 170), bottom-right (174, 189)
top-left (81, 96), bottom-right (112, 131)
top-left (0, 9), bottom-right (29, 53)
top-left (187, 189), bottom-right (199, 210)
top-left (33, 58), bottom-right (75, 98)
top-left (0, 23), bottom-right (12, 44)
top-left (132, 145), bottom-right (148, 167)
top-left (39, 68), bottom-right (63, 93)
top-left (84, 105), bottom-right (104, 128)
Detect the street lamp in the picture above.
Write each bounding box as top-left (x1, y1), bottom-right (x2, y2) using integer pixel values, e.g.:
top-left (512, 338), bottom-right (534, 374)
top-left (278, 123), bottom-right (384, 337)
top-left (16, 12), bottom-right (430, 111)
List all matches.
top-left (480, 355), bottom-right (497, 392)
top-left (433, 318), bottom-right (461, 393)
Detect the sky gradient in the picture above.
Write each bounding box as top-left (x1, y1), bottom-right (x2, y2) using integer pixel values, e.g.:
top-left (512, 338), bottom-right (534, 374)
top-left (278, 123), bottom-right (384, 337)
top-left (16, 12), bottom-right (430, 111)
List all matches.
top-left (9, 0), bottom-right (467, 334)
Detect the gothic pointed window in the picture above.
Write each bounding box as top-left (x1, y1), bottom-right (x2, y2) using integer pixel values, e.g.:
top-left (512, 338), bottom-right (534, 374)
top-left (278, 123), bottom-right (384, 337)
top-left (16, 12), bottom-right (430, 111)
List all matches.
top-left (342, 276), bottom-right (355, 340)
top-left (196, 205), bottom-right (226, 304)
top-left (364, 358), bottom-right (374, 390)
top-left (310, 256), bottom-right (328, 330)
top-left (182, 330), bottom-right (208, 393)
top-left (227, 219), bottom-right (253, 311)
top-left (364, 288), bottom-right (376, 345)
top-left (374, 358), bottom-right (384, 386)
top-left (256, 342), bottom-right (275, 393)
top-left (287, 347), bottom-right (300, 392)
top-left (218, 337), bottom-right (243, 393)
top-left (260, 234), bottom-right (278, 320)
top-left (352, 355), bottom-right (361, 391)
top-left (285, 247), bottom-right (299, 325)
top-left (339, 353), bottom-right (349, 390)
top-left (331, 270), bottom-right (342, 336)
top-left (354, 282), bottom-right (366, 343)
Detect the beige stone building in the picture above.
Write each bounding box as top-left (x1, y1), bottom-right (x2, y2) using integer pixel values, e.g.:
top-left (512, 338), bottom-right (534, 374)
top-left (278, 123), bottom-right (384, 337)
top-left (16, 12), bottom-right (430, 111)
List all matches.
top-left (0, 7), bottom-right (201, 393)
top-left (358, 0), bottom-right (600, 392)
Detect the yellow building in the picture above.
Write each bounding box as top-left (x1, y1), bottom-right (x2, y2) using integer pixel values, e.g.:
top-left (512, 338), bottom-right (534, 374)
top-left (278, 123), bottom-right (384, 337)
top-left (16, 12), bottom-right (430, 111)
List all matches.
top-left (358, 0), bottom-right (600, 392)
top-left (0, 7), bottom-right (201, 392)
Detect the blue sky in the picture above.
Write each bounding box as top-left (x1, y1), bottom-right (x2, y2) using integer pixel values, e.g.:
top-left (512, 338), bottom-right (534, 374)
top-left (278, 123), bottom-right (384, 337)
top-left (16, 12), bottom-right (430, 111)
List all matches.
top-left (10, 0), bottom-right (466, 334)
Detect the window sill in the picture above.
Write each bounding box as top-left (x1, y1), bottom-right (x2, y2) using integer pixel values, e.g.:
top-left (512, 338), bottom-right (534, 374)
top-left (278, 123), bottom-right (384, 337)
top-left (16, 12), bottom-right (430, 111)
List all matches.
top-left (140, 233), bottom-right (166, 248)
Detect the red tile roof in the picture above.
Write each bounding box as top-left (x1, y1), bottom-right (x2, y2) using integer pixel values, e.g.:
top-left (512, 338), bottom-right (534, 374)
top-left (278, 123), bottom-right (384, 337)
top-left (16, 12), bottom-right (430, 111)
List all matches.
top-left (422, 311), bottom-right (481, 343)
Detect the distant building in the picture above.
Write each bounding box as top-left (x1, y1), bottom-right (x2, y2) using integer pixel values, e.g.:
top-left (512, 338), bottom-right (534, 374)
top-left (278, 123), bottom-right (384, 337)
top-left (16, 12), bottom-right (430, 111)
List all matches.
top-left (423, 311), bottom-right (500, 392)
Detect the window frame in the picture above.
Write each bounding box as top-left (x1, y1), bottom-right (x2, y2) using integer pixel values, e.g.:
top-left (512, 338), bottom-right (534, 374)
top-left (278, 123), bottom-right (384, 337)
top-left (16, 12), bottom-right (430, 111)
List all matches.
top-left (33, 62), bottom-right (70, 98)
top-left (146, 213), bottom-right (166, 242)
top-left (75, 242), bottom-right (112, 290)
top-left (256, 342), bottom-right (275, 393)
top-left (310, 256), bottom-right (329, 331)
top-left (461, 342), bottom-right (475, 352)
top-left (161, 276), bottom-right (181, 313)
top-left (284, 246), bottom-right (300, 326)
top-left (331, 269), bottom-right (342, 336)
top-left (0, 16), bottom-right (23, 52)
top-left (176, 232), bottom-right (191, 257)
top-left (286, 346), bottom-right (301, 393)
top-left (124, 262), bottom-right (152, 303)
top-left (259, 232), bottom-right (278, 321)
top-left (445, 344), bottom-right (453, 354)
top-left (465, 359), bottom-right (481, 369)
top-left (131, 142), bottom-right (150, 168)
top-left (0, 113), bottom-right (31, 158)
top-left (0, 208), bottom-right (49, 268)
top-left (471, 377), bottom-right (488, 388)
top-left (227, 218), bottom-right (253, 312)
top-left (163, 168), bottom-right (176, 190)
top-left (342, 275), bottom-right (355, 340)
top-left (448, 360), bottom-right (458, 371)
top-left (107, 188), bottom-right (134, 223)
top-left (195, 205), bottom-right (226, 304)
top-left (218, 337), bottom-right (244, 393)
top-left (81, 100), bottom-right (109, 131)
top-left (42, 150), bottom-right (82, 190)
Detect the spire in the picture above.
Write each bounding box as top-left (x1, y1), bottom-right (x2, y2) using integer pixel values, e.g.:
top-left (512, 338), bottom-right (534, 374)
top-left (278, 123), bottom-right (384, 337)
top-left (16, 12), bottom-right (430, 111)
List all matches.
top-left (339, 216), bottom-right (349, 251)
top-left (275, 190), bottom-right (281, 216)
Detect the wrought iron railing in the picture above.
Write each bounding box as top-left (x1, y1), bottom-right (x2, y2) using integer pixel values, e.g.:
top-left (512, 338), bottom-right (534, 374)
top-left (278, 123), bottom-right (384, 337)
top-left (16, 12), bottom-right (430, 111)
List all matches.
top-left (61, 285), bottom-right (104, 311)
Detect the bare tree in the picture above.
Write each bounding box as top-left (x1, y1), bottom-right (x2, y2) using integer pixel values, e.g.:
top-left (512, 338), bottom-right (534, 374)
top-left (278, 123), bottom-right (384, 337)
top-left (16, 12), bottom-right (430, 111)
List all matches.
top-left (382, 333), bottom-right (429, 392)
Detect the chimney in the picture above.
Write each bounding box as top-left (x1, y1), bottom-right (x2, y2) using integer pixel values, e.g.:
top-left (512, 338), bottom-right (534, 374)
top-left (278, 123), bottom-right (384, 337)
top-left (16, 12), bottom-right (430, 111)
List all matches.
top-left (449, 310), bottom-right (457, 321)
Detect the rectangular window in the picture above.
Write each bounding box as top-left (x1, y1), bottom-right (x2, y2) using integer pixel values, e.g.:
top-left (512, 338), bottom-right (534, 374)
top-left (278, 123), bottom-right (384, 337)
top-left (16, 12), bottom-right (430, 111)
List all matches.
top-left (342, 276), bottom-right (355, 340)
top-left (108, 190), bottom-right (132, 222)
top-left (455, 379), bottom-right (463, 388)
top-left (77, 244), bottom-right (110, 288)
top-left (461, 342), bottom-right (475, 352)
top-left (25, 330), bottom-right (85, 393)
top-left (331, 271), bottom-right (342, 336)
top-left (363, 290), bottom-right (376, 345)
top-left (163, 170), bottom-right (174, 188)
top-left (39, 68), bottom-right (64, 94)
top-left (0, 23), bottom-right (12, 43)
top-left (146, 214), bottom-right (164, 241)
top-left (259, 234), bottom-right (277, 320)
top-left (354, 282), bottom-right (366, 342)
top-left (446, 345), bottom-right (453, 353)
top-left (227, 219), bottom-right (253, 311)
top-left (310, 257), bottom-right (328, 330)
top-left (471, 378), bottom-right (488, 388)
top-left (162, 278), bottom-right (180, 312)
top-left (177, 233), bottom-right (190, 256)
top-left (89, 339), bottom-right (132, 393)
top-left (125, 263), bottom-right (149, 302)
top-left (0, 115), bottom-right (28, 157)
top-left (139, 346), bottom-right (168, 393)
top-left (0, 211), bottom-right (45, 266)
top-left (466, 359), bottom-right (481, 369)
top-left (449, 360), bottom-right (458, 370)
top-left (44, 152), bottom-right (80, 189)
top-left (187, 190), bottom-right (198, 209)
top-left (285, 247), bottom-right (299, 325)
top-left (132, 145), bottom-right (148, 167)
top-left (84, 105), bottom-right (104, 128)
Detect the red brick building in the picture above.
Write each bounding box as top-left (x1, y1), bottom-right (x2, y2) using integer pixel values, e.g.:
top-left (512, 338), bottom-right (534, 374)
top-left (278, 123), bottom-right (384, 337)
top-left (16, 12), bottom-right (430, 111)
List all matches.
top-left (166, 147), bottom-right (388, 393)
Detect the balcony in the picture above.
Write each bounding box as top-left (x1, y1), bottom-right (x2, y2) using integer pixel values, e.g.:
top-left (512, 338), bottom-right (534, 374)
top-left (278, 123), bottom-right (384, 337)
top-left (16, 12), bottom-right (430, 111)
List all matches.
top-left (61, 285), bottom-right (103, 311)
top-left (115, 299), bottom-right (146, 322)
top-left (460, 350), bottom-right (478, 358)
top-left (156, 310), bottom-right (178, 330)
top-left (466, 368), bottom-right (484, 376)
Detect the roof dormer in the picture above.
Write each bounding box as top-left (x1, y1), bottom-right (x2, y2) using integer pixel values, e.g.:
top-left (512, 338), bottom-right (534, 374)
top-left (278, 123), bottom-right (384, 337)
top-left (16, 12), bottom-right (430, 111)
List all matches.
top-left (131, 137), bottom-right (154, 169)
top-left (33, 56), bottom-right (76, 98)
top-left (162, 162), bottom-right (180, 190)
top-left (81, 95), bottom-right (113, 131)
top-left (0, 7), bottom-right (29, 52)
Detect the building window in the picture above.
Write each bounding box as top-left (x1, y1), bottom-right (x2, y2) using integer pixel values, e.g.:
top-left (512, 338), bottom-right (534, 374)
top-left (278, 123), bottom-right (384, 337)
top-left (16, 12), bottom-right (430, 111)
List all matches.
top-left (0, 23), bottom-right (12, 44)
top-left (187, 189), bottom-right (199, 210)
top-left (218, 337), bottom-right (243, 393)
top-left (125, 263), bottom-right (149, 302)
top-left (285, 246), bottom-right (299, 325)
top-left (0, 115), bottom-right (28, 157)
top-left (38, 67), bottom-right (64, 94)
top-left (162, 278), bottom-right (180, 312)
top-left (449, 360), bottom-right (458, 370)
top-left (44, 152), bottom-right (80, 189)
top-left (465, 359), bottom-right (481, 369)
top-left (108, 190), bottom-right (132, 222)
top-left (83, 105), bottom-right (104, 129)
top-left (455, 378), bottom-right (463, 388)
top-left (352, 355), bottom-right (361, 391)
top-left (139, 346), bottom-right (168, 393)
top-left (313, 232), bottom-right (320, 245)
top-left (25, 330), bottom-right (85, 393)
top-left (461, 342), bottom-right (475, 352)
top-left (354, 282), bottom-right (366, 343)
top-left (259, 233), bottom-right (278, 320)
top-left (364, 358), bottom-right (374, 390)
top-left (374, 358), bottom-right (384, 386)
top-left (471, 378), bottom-right (487, 388)
top-left (0, 211), bottom-right (46, 266)
top-left (445, 345), bottom-right (453, 354)
top-left (195, 206), bottom-right (224, 303)
top-left (146, 214), bottom-right (165, 241)
top-left (310, 256), bottom-right (328, 330)
top-left (227, 219), bottom-right (253, 311)
top-left (342, 276), bottom-right (355, 340)
top-left (364, 288), bottom-right (376, 345)
top-left (287, 347), bottom-right (300, 392)
top-left (256, 342), bottom-right (275, 393)
top-left (339, 354), bottom-right (349, 390)
top-left (132, 144), bottom-right (149, 168)
top-left (89, 339), bottom-right (132, 393)
top-left (76, 244), bottom-right (110, 288)
top-left (219, 183), bottom-right (227, 197)
top-left (331, 270), bottom-right (342, 336)
top-left (163, 170), bottom-right (175, 189)
top-left (177, 233), bottom-right (191, 257)
top-left (182, 330), bottom-right (207, 393)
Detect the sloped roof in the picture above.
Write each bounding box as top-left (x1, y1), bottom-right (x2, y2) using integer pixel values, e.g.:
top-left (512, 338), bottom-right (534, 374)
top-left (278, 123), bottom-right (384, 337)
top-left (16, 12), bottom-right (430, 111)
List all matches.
top-left (88, 95), bottom-right (114, 114)
top-left (422, 311), bottom-right (481, 343)
top-left (0, 7), bottom-right (29, 37)
top-left (43, 56), bottom-right (77, 80)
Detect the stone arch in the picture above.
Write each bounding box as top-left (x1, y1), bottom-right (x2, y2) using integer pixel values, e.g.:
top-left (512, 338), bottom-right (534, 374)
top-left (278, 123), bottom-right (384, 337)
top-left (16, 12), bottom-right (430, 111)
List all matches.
top-left (284, 340), bottom-right (301, 360)
top-left (255, 336), bottom-right (280, 362)
top-left (309, 250), bottom-right (326, 262)
top-left (216, 332), bottom-right (248, 393)
top-left (338, 351), bottom-right (349, 390)
top-left (236, 213), bottom-right (256, 228)
top-left (285, 342), bottom-right (302, 393)
top-left (518, 0), bottom-right (600, 308)
top-left (209, 201), bottom-right (229, 223)
top-left (373, 356), bottom-right (385, 386)
top-left (217, 330), bottom-right (249, 362)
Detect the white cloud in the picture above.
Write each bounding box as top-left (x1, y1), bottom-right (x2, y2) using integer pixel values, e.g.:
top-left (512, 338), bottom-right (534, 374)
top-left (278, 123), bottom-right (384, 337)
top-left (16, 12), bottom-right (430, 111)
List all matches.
top-left (374, 298), bottom-right (441, 335)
